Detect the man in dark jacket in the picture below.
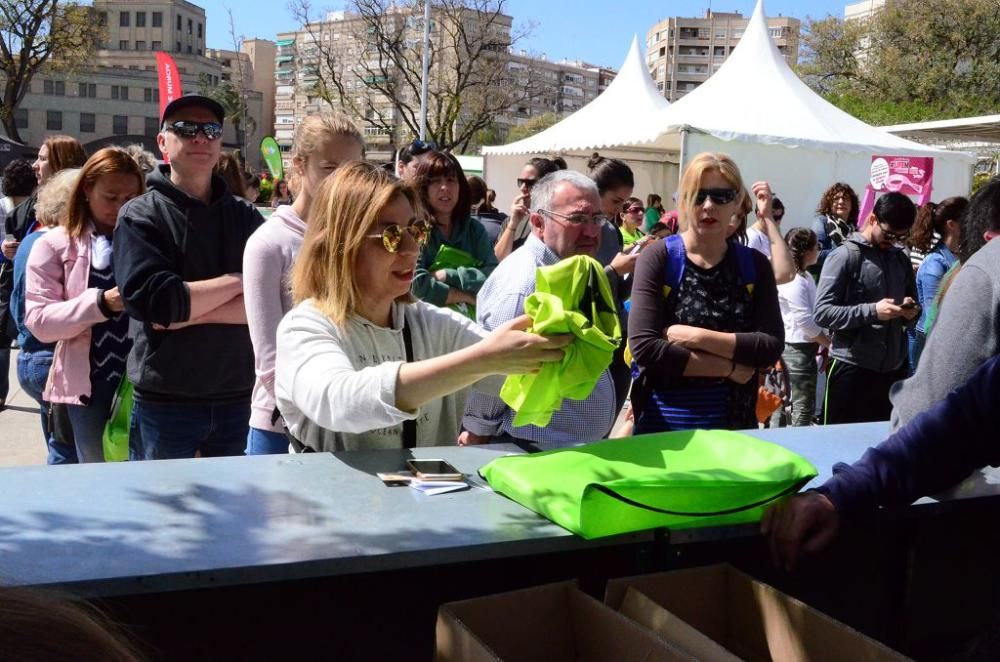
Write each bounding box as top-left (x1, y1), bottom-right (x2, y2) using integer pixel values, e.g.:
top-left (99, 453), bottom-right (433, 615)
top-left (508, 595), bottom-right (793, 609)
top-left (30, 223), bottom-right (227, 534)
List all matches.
top-left (763, 354), bottom-right (1000, 571)
top-left (113, 94), bottom-right (263, 459)
top-left (814, 192), bottom-right (918, 424)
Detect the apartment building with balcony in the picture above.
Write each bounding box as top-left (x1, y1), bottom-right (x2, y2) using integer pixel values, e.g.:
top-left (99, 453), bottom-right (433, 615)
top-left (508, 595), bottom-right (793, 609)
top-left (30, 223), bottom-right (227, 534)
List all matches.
top-left (4, 0), bottom-right (270, 169)
top-left (646, 10), bottom-right (800, 101)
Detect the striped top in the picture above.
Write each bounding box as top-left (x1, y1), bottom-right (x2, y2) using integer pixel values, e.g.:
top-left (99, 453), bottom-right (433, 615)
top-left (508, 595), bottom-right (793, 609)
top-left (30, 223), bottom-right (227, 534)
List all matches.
top-left (88, 260), bottom-right (132, 384)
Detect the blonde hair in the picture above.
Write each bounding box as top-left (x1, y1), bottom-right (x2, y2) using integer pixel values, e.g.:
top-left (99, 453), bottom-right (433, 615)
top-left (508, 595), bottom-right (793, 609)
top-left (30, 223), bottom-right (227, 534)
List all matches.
top-left (65, 148), bottom-right (145, 238)
top-left (34, 168), bottom-right (80, 228)
top-left (291, 161), bottom-right (417, 326)
top-left (677, 152), bottom-right (749, 231)
top-left (289, 112), bottom-right (364, 195)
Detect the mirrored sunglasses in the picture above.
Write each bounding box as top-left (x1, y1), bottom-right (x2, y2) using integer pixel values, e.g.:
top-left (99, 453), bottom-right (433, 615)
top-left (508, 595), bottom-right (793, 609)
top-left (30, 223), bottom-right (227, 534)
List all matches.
top-left (367, 220), bottom-right (431, 253)
top-left (162, 120), bottom-right (224, 141)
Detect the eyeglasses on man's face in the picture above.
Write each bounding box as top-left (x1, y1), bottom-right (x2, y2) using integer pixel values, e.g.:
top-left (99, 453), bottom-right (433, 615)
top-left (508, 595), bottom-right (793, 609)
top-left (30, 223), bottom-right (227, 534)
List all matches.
top-left (162, 120), bottom-right (224, 141)
top-left (694, 188), bottom-right (738, 205)
top-left (878, 221), bottom-right (910, 243)
top-left (366, 219), bottom-right (431, 253)
top-left (539, 208), bottom-right (610, 227)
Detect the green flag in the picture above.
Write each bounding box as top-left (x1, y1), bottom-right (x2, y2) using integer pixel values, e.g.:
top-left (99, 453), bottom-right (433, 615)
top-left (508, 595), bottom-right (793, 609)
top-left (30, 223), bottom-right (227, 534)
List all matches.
top-left (260, 137), bottom-right (284, 180)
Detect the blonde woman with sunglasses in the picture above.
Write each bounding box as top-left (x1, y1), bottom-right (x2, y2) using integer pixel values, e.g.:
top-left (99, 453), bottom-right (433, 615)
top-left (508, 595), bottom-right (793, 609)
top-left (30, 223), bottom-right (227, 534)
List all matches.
top-left (627, 152), bottom-right (784, 434)
top-left (275, 162), bottom-right (571, 452)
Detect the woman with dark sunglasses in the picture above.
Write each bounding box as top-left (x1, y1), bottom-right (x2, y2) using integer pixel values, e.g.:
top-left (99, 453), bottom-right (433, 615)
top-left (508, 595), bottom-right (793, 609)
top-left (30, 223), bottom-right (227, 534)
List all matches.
top-left (619, 197), bottom-right (646, 248)
top-left (493, 157), bottom-right (561, 260)
top-left (628, 152), bottom-right (784, 434)
top-left (274, 162), bottom-right (571, 452)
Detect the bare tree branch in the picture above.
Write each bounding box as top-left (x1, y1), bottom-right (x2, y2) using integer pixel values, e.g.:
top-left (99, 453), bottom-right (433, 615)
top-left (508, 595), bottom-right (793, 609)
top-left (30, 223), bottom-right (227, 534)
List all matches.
top-left (286, 0), bottom-right (546, 151)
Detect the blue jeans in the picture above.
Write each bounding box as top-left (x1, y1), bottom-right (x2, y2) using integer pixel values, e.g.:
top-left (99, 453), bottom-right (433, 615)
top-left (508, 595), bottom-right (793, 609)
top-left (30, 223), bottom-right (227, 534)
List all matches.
top-left (246, 427), bottom-right (289, 455)
top-left (908, 328), bottom-right (926, 376)
top-left (16, 349), bottom-right (79, 464)
top-left (131, 399), bottom-right (250, 460)
top-left (65, 378), bottom-right (118, 463)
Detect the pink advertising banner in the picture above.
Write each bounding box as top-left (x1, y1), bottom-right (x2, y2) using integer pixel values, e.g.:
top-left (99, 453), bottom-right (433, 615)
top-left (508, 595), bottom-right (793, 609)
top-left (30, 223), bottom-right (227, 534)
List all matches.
top-left (857, 156), bottom-right (935, 227)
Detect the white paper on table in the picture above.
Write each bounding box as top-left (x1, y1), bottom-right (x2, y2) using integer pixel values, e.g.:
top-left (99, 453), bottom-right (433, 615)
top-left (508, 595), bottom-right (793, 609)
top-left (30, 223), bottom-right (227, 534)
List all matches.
top-left (409, 480), bottom-right (469, 496)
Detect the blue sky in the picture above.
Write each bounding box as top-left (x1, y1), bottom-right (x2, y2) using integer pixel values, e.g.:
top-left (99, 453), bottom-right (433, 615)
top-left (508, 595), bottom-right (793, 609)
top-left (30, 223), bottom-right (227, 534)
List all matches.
top-left (203, 0), bottom-right (847, 67)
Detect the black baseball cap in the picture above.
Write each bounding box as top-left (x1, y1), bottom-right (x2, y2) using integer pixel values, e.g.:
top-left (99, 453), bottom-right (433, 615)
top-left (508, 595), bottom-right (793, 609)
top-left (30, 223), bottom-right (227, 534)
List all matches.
top-left (160, 94), bottom-right (225, 125)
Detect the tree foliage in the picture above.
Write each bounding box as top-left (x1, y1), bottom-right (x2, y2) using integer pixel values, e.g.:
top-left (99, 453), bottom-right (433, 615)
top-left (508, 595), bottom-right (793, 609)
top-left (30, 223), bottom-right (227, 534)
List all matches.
top-left (0, 0), bottom-right (104, 142)
top-left (506, 111), bottom-right (559, 142)
top-left (288, 0), bottom-right (546, 152)
top-left (798, 0), bottom-right (1000, 124)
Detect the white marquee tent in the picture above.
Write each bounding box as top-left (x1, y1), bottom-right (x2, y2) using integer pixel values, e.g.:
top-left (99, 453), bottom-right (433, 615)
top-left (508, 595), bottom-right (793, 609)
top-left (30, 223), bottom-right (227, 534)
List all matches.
top-left (483, 0), bottom-right (974, 227)
top-left (482, 36), bottom-right (678, 210)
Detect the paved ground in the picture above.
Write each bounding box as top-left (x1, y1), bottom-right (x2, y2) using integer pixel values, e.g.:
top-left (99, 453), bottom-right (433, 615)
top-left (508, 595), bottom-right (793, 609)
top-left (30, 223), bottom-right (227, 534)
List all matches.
top-left (1, 350), bottom-right (48, 467)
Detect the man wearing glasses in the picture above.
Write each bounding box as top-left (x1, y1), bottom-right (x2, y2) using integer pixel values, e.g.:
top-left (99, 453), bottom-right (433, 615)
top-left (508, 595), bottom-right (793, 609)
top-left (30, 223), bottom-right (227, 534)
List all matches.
top-left (814, 192), bottom-right (919, 425)
top-left (113, 94), bottom-right (264, 460)
top-left (461, 170), bottom-right (618, 448)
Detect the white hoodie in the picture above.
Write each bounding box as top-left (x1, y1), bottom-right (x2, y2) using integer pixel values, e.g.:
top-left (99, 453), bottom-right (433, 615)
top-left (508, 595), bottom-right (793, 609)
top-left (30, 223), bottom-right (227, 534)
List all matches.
top-left (275, 298), bottom-right (490, 451)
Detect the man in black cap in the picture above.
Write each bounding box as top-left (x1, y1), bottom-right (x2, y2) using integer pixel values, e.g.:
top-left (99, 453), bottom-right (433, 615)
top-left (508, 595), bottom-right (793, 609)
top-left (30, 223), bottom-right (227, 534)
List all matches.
top-left (113, 94), bottom-right (263, 460)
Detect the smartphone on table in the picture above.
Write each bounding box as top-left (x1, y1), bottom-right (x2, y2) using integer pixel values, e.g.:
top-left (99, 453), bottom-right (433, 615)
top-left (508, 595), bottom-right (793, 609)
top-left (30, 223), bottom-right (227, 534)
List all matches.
top-left (406, 459), bottom-right (463, 481)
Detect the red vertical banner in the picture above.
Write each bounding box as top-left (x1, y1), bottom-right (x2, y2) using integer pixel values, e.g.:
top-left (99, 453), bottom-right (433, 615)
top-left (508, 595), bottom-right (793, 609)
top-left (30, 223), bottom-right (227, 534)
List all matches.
top-left (155, 52), bottom-right (183, 163)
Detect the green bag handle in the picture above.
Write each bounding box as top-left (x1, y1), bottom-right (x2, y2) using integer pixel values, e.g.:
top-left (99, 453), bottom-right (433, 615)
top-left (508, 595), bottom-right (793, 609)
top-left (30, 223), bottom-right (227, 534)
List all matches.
top-left (589, 475), bottom-right (813, 518)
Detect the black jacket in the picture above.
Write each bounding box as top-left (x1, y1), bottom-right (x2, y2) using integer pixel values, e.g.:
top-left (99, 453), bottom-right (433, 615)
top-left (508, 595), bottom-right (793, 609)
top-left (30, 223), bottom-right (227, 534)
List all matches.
top-left (113, 165), bottom-right (263, 403)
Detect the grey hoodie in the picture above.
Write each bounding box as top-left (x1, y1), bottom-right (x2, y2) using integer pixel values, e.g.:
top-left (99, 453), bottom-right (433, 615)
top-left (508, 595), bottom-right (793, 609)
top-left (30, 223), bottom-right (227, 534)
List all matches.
top-left (814, 232), bottom-right (916, 373)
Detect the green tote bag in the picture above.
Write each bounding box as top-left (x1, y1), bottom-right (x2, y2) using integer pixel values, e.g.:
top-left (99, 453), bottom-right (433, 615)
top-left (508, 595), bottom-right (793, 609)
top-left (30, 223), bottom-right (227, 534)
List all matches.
top-left (102, 376), bottom-right (134, 462)
top-left (480, 430), bottom-right (817, 540)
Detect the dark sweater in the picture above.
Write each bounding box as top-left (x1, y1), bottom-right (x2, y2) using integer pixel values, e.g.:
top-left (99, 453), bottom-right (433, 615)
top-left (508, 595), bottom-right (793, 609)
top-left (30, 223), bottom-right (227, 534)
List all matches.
top-left (627, 238), bottom-right (783, 429)
top-left (628, 238), bottom-right (784, 384)
top-left (817, 354), bottom-right (1000, 515)
top-left (112, 165), bottom-right (263, 403)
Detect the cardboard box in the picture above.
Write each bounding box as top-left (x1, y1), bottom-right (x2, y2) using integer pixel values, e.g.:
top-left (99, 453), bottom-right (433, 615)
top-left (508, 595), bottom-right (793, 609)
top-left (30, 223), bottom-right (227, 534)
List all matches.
top-left (435, 580), bottom-right (694, 661)
top-left (605, 565), bottom-right (909, 662)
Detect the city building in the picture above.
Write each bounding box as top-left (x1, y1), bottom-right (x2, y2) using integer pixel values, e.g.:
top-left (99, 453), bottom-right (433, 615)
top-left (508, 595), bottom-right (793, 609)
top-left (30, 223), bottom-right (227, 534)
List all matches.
top-left (3, 0), bottom-right (271, 170)
top-left (844, 0), bottom-right (889, 22)
top-left (645, 10), bottom-right (800, 101)
top-left (273, 8), bottom-right (616, 165)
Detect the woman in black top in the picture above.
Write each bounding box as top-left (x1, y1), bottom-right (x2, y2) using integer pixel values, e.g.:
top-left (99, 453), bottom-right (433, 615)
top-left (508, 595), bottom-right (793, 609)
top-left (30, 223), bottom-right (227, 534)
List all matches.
top-left (628, 152), bottom-right (784, 433)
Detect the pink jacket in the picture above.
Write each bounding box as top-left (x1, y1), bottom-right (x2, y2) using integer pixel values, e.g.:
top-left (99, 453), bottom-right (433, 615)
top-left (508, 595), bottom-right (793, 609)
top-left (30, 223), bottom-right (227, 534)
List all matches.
top-left (24, 227), bottom-right (108, 405)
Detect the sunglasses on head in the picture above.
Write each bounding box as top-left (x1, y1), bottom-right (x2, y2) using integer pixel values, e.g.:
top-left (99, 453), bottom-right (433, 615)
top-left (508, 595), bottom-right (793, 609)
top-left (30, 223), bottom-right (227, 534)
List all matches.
top-left (517, 177), bottom-right (537, 189)
top-left (367, 219), bottom-right (431, 253)
top-left (408, 139), bottom-right (437, 154)
top-left (162, 120), bottom-right (224, 141)
top-left (694, 188), bottom-right (738, 205)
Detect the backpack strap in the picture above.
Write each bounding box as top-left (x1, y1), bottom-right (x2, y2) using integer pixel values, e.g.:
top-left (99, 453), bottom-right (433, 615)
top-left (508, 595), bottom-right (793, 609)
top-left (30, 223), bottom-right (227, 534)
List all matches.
top-left (845, 240), bottom-right (862, 285)
top-left (729, 241), bottom-right (758, 297)
top-left (401, 320), bottom-right (417, 449)
top-left (661, 234), bottom-right (687, 300)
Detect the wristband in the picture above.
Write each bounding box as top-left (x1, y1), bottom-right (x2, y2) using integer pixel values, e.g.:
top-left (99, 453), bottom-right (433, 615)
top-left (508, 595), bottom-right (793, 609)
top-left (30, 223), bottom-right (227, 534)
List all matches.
top-left (96, 289), bottom-right (114, 319)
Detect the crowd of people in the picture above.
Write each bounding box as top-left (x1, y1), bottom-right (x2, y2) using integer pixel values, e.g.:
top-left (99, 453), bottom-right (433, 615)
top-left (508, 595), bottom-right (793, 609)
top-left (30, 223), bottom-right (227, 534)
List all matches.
top-left (1, 93), bottom-right (999, 571)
